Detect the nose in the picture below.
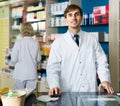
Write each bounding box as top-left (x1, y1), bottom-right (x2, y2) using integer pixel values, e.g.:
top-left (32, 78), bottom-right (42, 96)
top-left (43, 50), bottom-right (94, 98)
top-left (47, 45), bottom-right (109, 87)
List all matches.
top-left (72, 14), bottom-right (76, 19)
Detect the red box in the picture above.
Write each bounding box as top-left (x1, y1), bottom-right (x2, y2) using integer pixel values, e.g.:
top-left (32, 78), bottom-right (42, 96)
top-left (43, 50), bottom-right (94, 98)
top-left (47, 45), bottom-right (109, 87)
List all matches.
top-left (93, 5), bottom-right (109, 25)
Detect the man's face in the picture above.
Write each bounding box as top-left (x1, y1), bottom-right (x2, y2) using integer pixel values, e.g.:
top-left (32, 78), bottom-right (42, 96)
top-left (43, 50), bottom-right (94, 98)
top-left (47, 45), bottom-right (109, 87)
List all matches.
top-left (65, 9), bottom-right (82, 29)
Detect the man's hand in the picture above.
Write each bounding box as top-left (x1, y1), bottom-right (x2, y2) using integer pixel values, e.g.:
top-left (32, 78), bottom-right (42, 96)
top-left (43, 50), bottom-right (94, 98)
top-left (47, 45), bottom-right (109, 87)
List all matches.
top-left (48, 87), bottom-right (61, 97)
top-left (98, 81), bottom-right (114, 94)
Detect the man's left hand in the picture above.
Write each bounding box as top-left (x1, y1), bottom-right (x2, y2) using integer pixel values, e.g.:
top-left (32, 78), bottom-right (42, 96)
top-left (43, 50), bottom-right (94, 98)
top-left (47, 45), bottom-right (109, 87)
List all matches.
top-left (98, 81), bottom-right (114, 94)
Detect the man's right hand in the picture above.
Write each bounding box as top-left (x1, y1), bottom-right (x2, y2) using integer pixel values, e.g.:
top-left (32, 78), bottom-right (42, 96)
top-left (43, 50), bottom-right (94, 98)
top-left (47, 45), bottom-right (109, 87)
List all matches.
top-left (48, 87), bottom-right (61, 97)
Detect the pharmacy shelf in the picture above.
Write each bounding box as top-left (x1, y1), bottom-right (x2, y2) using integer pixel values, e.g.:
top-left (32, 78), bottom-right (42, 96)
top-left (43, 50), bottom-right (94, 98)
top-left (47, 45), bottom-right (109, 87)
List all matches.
top-left (27, 6), bottom-right (45, 12)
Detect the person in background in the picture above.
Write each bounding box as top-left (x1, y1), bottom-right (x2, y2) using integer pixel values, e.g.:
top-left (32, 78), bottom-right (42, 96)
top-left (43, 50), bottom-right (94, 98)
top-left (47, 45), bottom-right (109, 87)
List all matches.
top-left (9, 22), bottom-right (41, 90)
top-left (46, 4), bottom-right (114, 96)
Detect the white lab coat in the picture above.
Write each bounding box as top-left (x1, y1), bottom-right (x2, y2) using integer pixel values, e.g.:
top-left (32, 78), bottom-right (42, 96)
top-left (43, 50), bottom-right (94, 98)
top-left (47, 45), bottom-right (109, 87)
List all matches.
top-left (10, 37), bottom-right (41, 81)
top-left (47, 30), bottom-right (111, 92)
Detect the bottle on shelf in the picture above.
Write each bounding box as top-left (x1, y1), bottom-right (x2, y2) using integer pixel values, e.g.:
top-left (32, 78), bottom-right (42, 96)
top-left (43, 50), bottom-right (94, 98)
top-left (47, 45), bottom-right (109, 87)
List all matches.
top-left (41, 73), bottom-right (47, 83)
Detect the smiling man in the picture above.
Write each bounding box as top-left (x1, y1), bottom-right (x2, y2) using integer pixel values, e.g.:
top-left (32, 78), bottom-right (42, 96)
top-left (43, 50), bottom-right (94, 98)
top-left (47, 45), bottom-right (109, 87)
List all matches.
top-left (46, 4), bottom-right (114, 96)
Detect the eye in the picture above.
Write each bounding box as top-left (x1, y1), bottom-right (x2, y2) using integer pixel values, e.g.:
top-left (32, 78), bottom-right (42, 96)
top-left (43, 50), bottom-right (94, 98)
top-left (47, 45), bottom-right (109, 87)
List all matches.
top-left (67, 13), bottom-right (72, 17)
top-left (75, 12), bottom-right (80, 16)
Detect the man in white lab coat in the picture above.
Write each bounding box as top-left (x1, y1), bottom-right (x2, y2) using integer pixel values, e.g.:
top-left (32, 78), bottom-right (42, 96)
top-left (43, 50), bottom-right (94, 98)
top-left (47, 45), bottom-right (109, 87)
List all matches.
top-left (47, 4), bottom-right (114, 96)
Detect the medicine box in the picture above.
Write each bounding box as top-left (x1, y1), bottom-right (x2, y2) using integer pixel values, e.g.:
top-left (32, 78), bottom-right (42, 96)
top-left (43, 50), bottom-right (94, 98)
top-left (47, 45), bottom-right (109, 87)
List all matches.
top-left (93, 5), bottom-right (109, 25)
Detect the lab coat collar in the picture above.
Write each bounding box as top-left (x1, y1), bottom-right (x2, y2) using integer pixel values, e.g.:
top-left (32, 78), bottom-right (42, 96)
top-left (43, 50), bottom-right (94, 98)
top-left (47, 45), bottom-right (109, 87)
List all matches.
top-left (67, 30), bottom-right (82, 39)
top-left (65, 30), bottom-right (83, 48)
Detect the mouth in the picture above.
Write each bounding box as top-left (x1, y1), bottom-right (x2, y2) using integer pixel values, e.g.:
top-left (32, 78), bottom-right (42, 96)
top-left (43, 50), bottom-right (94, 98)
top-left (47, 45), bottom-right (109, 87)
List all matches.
top-left (71, 21), bottom-right (77, 25)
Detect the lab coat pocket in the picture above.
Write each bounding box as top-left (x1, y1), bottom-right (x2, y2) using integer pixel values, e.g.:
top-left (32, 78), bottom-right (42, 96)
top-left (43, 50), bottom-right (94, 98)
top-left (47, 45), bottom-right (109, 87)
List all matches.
top-left (80, 83), bottom-right (90, 92)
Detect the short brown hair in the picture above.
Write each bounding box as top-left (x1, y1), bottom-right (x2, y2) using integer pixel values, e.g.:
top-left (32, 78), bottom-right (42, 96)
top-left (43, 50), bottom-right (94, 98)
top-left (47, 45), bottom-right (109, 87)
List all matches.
top-left (20, 22), bottom-right (35, 37)
top-left (64, 4), bottom-right (83, 18)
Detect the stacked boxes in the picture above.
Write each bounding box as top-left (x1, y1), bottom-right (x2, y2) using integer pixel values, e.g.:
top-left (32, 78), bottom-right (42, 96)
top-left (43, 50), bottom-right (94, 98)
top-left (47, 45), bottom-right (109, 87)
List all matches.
top-left (89, 32), bottom-right (109, 42)
top-left (93, 5), bottom-right (109, 25)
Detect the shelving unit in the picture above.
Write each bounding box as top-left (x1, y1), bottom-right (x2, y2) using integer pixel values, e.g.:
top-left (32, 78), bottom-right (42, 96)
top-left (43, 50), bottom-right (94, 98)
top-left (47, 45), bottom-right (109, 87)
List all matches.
top-left (27, 6), bottom-right (45, 12)
top-left (49, 1), bottom-right (68, 28)
top-left (9, 3), bottom-right (24, 48)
